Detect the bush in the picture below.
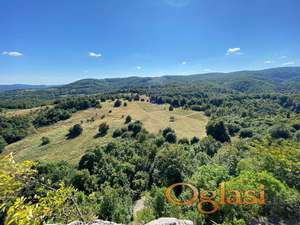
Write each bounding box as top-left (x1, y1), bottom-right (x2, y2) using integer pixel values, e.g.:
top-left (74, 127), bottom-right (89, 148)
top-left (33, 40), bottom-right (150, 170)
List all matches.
top-left (169, 105), bottom-right (174, 111)
top-left (206, 120), bottom-right (230, 143)
top-left (269, 124), bottom-right (291, 139)
top-left (162, 127), bottom-right (175, 138)
top-left (165, 132), bottom-right (177, 143)
top-left (239, 129), bottom-right (254, 138)
top-left (0, 135), bottom-right (7, 153)
top-left (67, 124), bottom-right (83, 138)
top-left (294, 130), bottom-right (300, 142)
top-left (125, 115), bottom-right (132, 124)
top-left (99, 122), bottom-right (109, 136)
top-left (114, 99), bottom-right (122, 107)
top-left (41, 136), bottom-right (50, 145)
top-left (190, 136), bottom-right (200, 145)
top-left (123, 102), bottom-right (127, 107)
top-left (112, 128), bottom-right (123, 138)
top-left (178, 138), bottom-right (189, 145)
top-left (128, 121), bottom-right (142, 136)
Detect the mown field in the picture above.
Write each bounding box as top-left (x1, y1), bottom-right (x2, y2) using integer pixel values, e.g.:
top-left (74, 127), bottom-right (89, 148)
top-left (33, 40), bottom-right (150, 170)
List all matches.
top-left (4, 101), bottom-right (208, 164)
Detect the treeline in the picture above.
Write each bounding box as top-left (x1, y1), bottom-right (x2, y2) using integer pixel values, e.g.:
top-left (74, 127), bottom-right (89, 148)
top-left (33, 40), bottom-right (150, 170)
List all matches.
top-left (0, 97), bottom-right (101, 149)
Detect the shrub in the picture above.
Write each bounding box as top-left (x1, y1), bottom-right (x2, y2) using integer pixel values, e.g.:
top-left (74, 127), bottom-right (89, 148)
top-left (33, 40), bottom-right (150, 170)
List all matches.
top-left (123, 102), bottom-right (127, 107)
top-left (239, 129), bottom-right (254, 138)
top-left (294, 130), bottom-right (300, 142)
top-left (125, 115), bottom-right (132, 124)
top-left (0, 135), bottom-right (7, 153)
top-left (99, 122), bottom-right (109, 136)
top-left (269, 124), bottom-right (291, 139)
top-left (41, 136), bottom-right (50, 145)
top-left (169, 116), bottom-right (175, 122)
top-left (112, 128), bottom-right (123, 138)
top-left (114, 99), bottom-right (122, 107)
top-left (128, 121), bottom-right (142, 136)
top-left (67, 124), bottom-right (83, 138)
top-left (165, 132), bottom-right (177, 143)
top-left (190, 136), bottom-right (200, 145)
top-left (178, 138), bottom-right (189, 145)
top-left (206, 120), bottom-right (230, 143)
top-left (169, 105), bottom-right (174, 111)
top-left (162, 127), bottom-right (175, 138)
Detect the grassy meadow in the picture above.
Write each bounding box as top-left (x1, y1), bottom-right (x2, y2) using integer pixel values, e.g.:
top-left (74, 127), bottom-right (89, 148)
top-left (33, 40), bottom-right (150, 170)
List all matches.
top-left (4, 100), bottom-right (208, 164)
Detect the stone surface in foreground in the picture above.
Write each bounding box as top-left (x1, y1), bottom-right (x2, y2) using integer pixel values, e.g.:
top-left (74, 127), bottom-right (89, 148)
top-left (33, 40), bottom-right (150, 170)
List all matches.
top-left (47, 217), bottom-right (194, 225)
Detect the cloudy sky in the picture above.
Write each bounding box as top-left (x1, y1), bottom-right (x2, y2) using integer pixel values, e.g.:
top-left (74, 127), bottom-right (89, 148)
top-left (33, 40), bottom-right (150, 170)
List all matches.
top-left (1, 0), bottom-right (300, 84)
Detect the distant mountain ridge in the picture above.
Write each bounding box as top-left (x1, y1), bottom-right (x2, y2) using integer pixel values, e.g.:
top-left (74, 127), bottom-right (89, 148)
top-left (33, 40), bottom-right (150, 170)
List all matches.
top-left (1, 67), bottom-right (300, 98)
top-left (0, 84), bottom-right (51, 92)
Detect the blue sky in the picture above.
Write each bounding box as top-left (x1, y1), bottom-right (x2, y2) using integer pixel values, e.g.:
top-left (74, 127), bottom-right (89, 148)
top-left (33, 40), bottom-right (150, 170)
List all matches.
top-left (1, 0), bottom-right (300, 84)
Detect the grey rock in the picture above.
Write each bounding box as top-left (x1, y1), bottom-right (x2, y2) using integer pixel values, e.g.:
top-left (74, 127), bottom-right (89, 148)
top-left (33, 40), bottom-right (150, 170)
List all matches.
top-left (145, 217), bottom-right (194, 225)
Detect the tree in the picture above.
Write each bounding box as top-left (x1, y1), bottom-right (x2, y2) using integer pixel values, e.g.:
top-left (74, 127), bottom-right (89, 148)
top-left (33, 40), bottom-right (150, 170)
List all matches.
top-left (114, 99), bottom-right (122, 107)
top-left (165, 132), bottom-right (177, 143)
top-left (269, 124), bottom-right (291, 139)
top-left (178, 138), bottom-right (189, 145)
top-left (98, 122), bottom-right (109, 136)
top-left (169, 105), bottom-right (174, 111)
top-left (239, 129), bottom-right (254, 138)
top-left (0, 135), bottom-right (7, 153)
top-left (162, 127), bottom-right (175, 138)
top-left (206, 120), bottom-right (230, 143)
top-left (123, 102), bottom-right (127, 107)
top-left (190, 136), bottom-right (200, 145)
top-left (67, 124), bottom-right (83, 138)
top-left (41, 136), bottom-right (50, 145)
top-left (125, 115), bottom-right (132, 124)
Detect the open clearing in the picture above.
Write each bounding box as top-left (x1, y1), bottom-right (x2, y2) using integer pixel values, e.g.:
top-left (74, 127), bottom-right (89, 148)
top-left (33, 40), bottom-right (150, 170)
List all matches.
top-left (4, 101), bottom-right (208, 164)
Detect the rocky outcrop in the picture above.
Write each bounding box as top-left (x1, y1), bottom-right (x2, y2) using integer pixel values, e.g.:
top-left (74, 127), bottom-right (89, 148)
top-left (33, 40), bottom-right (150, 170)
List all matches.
top-left (47, 217), bottom-right (194, 225)
top-left (145, 217), bottom-right (194, 225)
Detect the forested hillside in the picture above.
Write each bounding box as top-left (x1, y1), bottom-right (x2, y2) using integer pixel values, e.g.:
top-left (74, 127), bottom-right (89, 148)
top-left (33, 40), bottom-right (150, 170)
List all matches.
top-left (0, 67), bottom-right (300, 225)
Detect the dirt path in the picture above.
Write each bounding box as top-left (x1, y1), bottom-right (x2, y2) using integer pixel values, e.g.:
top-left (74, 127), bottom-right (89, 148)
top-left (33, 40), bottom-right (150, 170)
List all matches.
top-left (133, 197), bottom-right (145, 216)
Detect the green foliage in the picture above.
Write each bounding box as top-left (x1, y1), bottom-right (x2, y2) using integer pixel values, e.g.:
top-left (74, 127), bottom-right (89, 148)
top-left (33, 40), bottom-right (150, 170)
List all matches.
top-left (67, 124), bottom-right (83, 138)
top-left (0, 115), bottom-right (32, 144)
top-left (41, 136), bottom-right (50, 146)
top-left (71, 170), bottom-right (98, 194)
top-left (98, 122), bottom-right (109, 136)
top-left (190, 164), bottom-right (229, 190)
top-left (190, 136), bottom-right (200, 145)
top-left (125, 115), bottom-right (132, 124)
top-left (193, 136), bottom-right (222, 157)
top-left (96, 185), bottom-right (132, 224)
top-left (269, 124), bottom-right (291, 139)
top-left (178, 138), bottom-right (189, 145)
top-left (33, 107), bottom-right (71, 127)
top-left (0, 135), bottom-right (7, 153)
top-left (221, 171), bottom-right (300, 222)
top-left (239, 128), bottom-right (254, 138)
top-left (169, 105), bottom-right (174, 111)
top-left (206, 120), bottom-right (230, 143)
top-left (165, 132), bottom-right (177, 143)
top-left (114, 99), bottom-right (122, 107)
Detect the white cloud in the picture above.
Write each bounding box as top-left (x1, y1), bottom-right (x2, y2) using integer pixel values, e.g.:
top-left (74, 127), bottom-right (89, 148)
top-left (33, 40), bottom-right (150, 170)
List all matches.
top-left (181, 61), bottom-right (187, 65)
top-left (203, 69), bottom-right (212, 72)
top-left (264, 60), bottom-right (273, 64)
top-left (282, 61), bottom-right (295, 66)
top-left (89, 52), bottom-right (102, 58)
top-left (136, 66), bottom-right (142, 70)
top-left (2, 51), bottom-right (23, 57)
top-left (226, 48), bottom-right (241, 55)
top-left (279, 56), bottom-right (287, 59)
